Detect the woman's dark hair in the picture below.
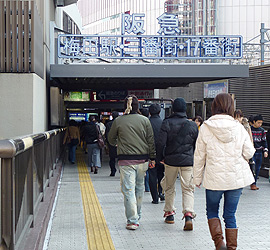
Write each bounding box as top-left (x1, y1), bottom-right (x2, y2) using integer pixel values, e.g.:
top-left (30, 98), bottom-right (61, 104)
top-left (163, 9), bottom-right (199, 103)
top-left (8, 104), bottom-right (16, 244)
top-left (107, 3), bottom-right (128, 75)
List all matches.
top-left (211, 93), bottom-right (234, 117)
top-left (234, 109), bottom-right (243, 119)
top-left (69, 119), bottom-right (77, 126)
top-left (192, 116), bottom-right (203, 126)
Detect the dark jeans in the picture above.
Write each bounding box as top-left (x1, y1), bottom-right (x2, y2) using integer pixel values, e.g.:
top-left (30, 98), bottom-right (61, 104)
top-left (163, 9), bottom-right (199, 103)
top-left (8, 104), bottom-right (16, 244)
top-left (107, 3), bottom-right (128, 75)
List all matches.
top-left (149, 163), bottom-right (164, 202)
top-left (252, 150), bottom-right (263, 185)
top-left (109, 157), bottom-right (116, 174)
top-left (206, 188), bottom-right (243, 228)
top-left (68, 143), bottom-right (77, 163)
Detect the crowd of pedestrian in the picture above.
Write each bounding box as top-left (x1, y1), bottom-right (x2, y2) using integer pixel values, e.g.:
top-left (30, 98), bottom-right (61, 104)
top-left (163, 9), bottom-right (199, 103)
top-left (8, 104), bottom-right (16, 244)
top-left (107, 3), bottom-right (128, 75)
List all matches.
top-left (63, 93), bottom-right (268, 249)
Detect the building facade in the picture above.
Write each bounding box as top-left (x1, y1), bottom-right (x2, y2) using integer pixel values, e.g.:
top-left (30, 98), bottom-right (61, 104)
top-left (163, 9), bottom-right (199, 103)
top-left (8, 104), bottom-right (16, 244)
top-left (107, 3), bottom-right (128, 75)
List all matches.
top-left (0, 0), bottom-right (81, 139)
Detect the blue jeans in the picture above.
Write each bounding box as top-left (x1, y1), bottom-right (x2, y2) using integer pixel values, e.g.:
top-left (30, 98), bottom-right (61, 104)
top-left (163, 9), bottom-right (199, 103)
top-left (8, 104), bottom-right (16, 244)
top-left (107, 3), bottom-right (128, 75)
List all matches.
top-left (206, 188), bottom-right (243, 228)
top-left (145, 170), bottom-right (150, 192)
top-left (252, 151), bottom-right (263, 185)
top-left (87, 143), bottom-right (101, 168)
top-left (68, 144), bottom-right (77, 163)
top-left (120, 162), bottom-right (148, 225)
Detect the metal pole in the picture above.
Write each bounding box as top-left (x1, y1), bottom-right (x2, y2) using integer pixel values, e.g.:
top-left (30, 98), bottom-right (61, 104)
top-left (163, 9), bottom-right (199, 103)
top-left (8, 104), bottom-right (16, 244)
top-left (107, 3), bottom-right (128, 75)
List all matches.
top-left (260, 23), bottom-right (265, 65)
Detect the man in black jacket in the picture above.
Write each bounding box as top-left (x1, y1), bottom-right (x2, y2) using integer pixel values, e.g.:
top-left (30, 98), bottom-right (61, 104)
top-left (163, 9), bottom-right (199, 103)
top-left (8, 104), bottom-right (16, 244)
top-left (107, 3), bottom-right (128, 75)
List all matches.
top-left (83, 116), bottom-right (101, 174)
top-left (105, 111), bottom-right (119, 176)
top-left (148, 104), bottom-right (164, 204)
top-left (156, 98), bottom-right (198, 231)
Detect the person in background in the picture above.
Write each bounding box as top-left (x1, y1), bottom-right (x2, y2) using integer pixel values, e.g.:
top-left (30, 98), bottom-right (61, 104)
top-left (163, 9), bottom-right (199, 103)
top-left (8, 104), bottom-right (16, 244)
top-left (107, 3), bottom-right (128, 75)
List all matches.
top-left (105, 111), bottom-right (119, 176)
top-left (193, 93), bottom-right (255, 250)
top-left (248, 115), bottom-right (254, 126)
top-left (156, 97), bottom-right (198, 230)
top-left (250, 114), bottom-right (268, 190)
top-left (148, 103), bottom-right (164, 204)
top-left (234, 109), bottom-right (253, 142)
top-left (108, 95), bottom-right (155, 230)
top-left (96, 116), bottom-right (106, 163)
top-left (80, 120), bottom-right (88, 154)
top-left (192, 116), bottom-right (203, 129)
top-left (83, 116), bottom-right (101, 174)
top-left (63, 119), bottom-right (80, 164)
top-left (141, 108), bottom-right (150, 193)
top-left (234, 109), bottom-right (255, 178)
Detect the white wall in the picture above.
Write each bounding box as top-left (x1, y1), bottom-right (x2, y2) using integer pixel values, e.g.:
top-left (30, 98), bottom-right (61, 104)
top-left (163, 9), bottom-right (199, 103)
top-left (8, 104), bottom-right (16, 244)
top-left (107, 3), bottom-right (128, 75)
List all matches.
top-left (0, 74), bottom-right (46, 139)
top-left (33, 74), bottom-right (47, 134)
top-left (217, 0), bottom-right (270, 43)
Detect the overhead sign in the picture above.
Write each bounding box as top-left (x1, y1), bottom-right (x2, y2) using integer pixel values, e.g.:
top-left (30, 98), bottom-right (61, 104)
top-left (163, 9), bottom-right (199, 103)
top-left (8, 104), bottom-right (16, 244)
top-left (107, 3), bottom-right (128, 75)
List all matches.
top-left (58, 13), bottom-right (242, 60)
top-left (128, 90), bottom-right (154, 99)
top-left (204, 80), bottom-right (228, 98)
top-left (92, 89), bottom-right (154, 101)
top-left (64, 91), bottom-right (90, 101)
top-left (94, 90), bottom-right (128, 100)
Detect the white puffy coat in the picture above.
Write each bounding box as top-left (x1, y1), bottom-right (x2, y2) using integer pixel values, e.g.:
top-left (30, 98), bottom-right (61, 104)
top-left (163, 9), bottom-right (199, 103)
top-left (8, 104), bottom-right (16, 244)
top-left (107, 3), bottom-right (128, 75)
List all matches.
top-left (193, 114), bottom-right (255, 190)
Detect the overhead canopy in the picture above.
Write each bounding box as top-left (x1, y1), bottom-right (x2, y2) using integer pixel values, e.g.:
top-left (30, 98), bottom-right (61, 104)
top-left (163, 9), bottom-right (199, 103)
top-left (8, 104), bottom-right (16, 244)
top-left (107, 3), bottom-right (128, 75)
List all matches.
top-left (50, 63), bottom-right (249, 91)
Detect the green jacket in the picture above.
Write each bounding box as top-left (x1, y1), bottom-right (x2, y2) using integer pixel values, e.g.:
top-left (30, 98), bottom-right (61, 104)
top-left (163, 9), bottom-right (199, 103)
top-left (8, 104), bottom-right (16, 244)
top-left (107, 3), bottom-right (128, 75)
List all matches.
top-left (108, 113), bottom-right (156, 160)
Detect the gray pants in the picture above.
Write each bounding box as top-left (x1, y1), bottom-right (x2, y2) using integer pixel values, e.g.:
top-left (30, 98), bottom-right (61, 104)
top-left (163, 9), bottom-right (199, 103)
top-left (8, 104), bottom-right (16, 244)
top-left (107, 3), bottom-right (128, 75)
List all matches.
top-left (87, 143), bottom-right (101, 168)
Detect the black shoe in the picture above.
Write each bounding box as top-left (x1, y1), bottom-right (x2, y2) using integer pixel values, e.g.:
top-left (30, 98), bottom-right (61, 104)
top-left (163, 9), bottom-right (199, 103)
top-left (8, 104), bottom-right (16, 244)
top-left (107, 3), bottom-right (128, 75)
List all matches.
top-left (165, 215), bottom-right (174, 224)
top-left (94, 168), bottom-right (98, 174)
top-left (159, 194), bottom-right (165, 201)
top-left (109, 173), bottom-right (115, 176)
top-left (183, 216), bottom-right (193, 231)
top-left (152, 200), bottom-right (159, 204)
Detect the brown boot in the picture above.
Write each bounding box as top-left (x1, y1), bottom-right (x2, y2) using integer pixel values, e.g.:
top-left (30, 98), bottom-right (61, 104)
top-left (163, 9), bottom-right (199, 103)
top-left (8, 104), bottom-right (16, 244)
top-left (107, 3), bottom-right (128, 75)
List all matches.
top-left (225, 228), bottom-right (238, 250)
top-left (208, 218), bottom-right (227, 250)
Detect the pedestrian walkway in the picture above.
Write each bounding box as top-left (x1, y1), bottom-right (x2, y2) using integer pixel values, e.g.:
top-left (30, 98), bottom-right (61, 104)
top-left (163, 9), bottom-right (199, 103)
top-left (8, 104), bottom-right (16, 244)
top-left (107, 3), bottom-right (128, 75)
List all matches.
top-left (43, 148), bottom-right (270, 250)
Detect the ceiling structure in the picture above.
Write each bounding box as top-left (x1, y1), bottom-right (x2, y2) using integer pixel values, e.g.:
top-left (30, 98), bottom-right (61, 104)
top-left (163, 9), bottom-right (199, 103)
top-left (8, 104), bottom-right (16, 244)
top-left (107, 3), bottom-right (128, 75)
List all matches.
top-left (50, 63), bottom-right (249, 91)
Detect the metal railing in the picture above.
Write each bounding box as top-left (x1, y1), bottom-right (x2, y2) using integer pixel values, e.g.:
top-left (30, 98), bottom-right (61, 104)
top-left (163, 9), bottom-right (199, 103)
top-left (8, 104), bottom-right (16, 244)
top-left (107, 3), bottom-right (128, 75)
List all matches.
top-left (0, 128), bottom-right (66, 250)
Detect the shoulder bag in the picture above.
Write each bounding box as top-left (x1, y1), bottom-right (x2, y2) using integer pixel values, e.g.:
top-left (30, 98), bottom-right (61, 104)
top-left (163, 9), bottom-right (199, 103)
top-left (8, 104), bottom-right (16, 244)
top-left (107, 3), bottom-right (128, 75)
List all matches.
top-left (96, 124), bottom-right (105, 149)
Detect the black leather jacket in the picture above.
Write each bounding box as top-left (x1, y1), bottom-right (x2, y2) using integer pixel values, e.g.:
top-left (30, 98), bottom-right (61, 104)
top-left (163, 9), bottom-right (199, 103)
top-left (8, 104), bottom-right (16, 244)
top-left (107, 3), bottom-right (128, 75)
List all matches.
top-left (156, 112), bottom-right (198, 167)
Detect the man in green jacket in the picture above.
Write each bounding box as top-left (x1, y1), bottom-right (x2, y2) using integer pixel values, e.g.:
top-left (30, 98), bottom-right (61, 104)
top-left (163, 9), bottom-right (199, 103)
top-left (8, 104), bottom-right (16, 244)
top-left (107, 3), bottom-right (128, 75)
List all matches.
top-left (108, 95), bottom-right (156, 230)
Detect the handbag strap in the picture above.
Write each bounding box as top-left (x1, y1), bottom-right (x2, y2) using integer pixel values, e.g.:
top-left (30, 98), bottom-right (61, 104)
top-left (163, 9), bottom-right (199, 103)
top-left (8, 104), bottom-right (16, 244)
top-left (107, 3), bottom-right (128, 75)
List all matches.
top-left (96, 124), bottom-right (101, 136)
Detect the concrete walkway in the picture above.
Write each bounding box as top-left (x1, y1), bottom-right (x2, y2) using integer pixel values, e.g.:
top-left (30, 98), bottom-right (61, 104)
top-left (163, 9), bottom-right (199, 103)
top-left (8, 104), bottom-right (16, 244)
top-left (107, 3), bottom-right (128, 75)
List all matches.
top-left (44, 149), bottom-right (270, 250)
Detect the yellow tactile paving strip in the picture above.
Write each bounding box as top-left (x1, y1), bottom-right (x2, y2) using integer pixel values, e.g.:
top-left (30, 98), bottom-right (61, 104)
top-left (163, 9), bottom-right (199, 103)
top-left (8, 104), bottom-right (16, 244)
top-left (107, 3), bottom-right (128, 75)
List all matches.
top-left (77, 152), bottom-right (115, 250)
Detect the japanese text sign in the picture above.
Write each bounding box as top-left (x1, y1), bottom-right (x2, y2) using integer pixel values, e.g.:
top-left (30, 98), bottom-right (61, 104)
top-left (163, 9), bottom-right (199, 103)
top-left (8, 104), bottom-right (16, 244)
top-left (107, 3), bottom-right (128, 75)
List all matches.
top-left (58, 13), bottom-right (242, 60)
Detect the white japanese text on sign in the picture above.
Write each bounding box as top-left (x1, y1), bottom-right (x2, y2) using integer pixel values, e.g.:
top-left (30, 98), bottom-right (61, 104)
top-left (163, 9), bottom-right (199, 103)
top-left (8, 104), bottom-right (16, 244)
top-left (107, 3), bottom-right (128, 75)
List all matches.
top-left (58, 13), bottom-right (242, 60)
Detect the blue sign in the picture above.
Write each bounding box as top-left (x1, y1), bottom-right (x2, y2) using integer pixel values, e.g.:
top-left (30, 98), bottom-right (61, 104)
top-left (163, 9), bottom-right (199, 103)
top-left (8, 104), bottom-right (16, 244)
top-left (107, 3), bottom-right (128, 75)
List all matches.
top-left (58, 13), bottom-right (242, 60)
top-left (204, 81), bottom-right (228, 98)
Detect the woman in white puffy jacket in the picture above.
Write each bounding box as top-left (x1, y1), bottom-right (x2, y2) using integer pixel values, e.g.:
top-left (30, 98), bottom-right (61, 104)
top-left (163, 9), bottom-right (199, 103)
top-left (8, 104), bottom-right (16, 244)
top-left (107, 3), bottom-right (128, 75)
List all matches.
top-left (193, 93), bottom-right (255, 250)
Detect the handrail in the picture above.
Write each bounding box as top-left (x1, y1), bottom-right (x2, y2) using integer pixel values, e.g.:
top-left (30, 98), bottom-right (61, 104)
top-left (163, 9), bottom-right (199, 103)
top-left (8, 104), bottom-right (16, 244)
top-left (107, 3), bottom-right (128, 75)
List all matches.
top-left (0, 130), bottom-right (64, 158)
top-left (0, 128), bottom-right (66, 250)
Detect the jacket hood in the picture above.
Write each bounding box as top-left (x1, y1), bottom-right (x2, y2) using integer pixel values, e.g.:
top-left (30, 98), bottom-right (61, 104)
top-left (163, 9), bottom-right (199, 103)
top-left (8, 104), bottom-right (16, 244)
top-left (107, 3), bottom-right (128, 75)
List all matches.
top-left (204, 115), bottom-right (238, 143)
top-left (169, 112), bottom-right (187, 118)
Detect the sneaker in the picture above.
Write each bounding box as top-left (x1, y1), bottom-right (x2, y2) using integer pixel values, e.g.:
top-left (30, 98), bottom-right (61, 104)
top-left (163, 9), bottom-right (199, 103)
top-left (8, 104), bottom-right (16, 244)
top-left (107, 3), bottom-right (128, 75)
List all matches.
top-left (164, 211), bottom-right (175, 224)
top-left (126, 224), bottom-right (139, 230)
top-left (183, 212), bottom-right (193, 231)
top-left (165, 215), bottom-right (174, 224)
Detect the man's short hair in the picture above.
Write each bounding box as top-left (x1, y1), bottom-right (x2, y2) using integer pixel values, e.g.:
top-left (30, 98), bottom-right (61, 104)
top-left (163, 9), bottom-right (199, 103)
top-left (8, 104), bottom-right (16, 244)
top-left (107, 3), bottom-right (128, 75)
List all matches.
top-left (149, 104), bottom-right (161, 115)
top-left (253, 114), bottom-right (263, 122)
